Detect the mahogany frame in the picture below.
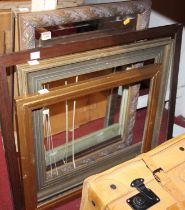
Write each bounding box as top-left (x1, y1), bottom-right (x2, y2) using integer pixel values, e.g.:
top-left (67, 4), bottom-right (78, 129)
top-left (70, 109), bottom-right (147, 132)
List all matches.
top-left (0, 24), bottom-right (182, 210)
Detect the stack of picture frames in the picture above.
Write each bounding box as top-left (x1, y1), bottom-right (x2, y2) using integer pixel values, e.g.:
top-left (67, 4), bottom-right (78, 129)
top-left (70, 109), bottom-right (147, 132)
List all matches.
top-left (0, 1), bottom-right (183, 210)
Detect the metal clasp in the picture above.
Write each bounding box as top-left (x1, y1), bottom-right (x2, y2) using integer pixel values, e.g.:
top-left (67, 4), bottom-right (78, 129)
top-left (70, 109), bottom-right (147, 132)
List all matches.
top-left (127, 178), bottom-right (160, 209)
top-left (131, 178), bottom-right (156, 200)
top-left (153, 167), bottom-right (163, 182)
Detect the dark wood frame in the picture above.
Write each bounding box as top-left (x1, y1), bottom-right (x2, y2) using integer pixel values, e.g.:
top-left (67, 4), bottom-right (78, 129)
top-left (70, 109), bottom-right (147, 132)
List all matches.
top-left (0, 24), bottom-right (182, 210)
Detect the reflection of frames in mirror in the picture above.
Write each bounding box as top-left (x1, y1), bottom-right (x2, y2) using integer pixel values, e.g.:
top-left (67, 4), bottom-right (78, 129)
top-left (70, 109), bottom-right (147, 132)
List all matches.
top-left (35, 17), bottom-right (137, 48)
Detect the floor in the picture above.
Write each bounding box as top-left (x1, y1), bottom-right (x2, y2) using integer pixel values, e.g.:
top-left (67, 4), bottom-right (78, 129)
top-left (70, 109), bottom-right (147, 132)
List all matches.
top-left (0, 132), bottom-right (13, 210)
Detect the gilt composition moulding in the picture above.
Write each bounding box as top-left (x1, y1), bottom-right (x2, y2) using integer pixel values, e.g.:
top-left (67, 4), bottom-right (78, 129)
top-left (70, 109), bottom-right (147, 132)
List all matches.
top-left (15, 0), bottom-right (151, 155)
top-left (14, 25), bottom-right (182, 209)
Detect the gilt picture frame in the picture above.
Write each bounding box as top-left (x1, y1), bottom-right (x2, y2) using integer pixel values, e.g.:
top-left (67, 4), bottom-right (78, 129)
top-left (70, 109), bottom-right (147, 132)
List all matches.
top-left (14, 24), bottom-right (174, 208)
top-left (15, 24), bottom-right (182, 209)
top-left (15, 63), bottom-right (162, 210)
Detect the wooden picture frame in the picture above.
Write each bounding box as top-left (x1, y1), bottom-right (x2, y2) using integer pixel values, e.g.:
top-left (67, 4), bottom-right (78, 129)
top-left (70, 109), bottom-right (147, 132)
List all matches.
top-left (0, 24), bottom-right (182, 210)
top-left (17, 0), bottom-right (151, 50)
top-left (15, 64), bottom-right (161, 210)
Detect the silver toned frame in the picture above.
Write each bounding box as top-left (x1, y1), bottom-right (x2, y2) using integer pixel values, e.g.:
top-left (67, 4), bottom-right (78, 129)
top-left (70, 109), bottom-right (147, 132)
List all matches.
top-left (17, 38), bottom-right (166, 95)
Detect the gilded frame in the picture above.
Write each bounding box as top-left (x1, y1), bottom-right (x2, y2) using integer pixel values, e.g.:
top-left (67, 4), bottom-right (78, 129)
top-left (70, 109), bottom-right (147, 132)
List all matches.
top-left (16, 64), bottom-right (162, 210)
top-left (17, 0), bottom-right (152, 162)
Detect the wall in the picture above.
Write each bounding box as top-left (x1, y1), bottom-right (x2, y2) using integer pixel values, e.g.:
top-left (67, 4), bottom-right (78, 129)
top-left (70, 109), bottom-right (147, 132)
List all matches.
top-left (149, 11), bottom-right (185, 117)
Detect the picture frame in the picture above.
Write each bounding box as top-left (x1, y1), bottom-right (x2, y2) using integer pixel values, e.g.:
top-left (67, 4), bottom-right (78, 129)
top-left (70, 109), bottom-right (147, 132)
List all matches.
top-left (15, 63), bottom-right (161, 210)
top-left (15, 0), bottom-right (152, 148)
top-left (16, 38), bottom-right (164, 95)
top-left (17, 0), bottom-right (151, 50)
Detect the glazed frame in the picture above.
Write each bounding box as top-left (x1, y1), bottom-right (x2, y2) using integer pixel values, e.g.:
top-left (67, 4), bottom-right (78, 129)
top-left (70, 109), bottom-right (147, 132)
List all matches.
top-left (17, 0), bottom-right (151, 50)
top-left (16, 64), bottom-right (162, 210)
